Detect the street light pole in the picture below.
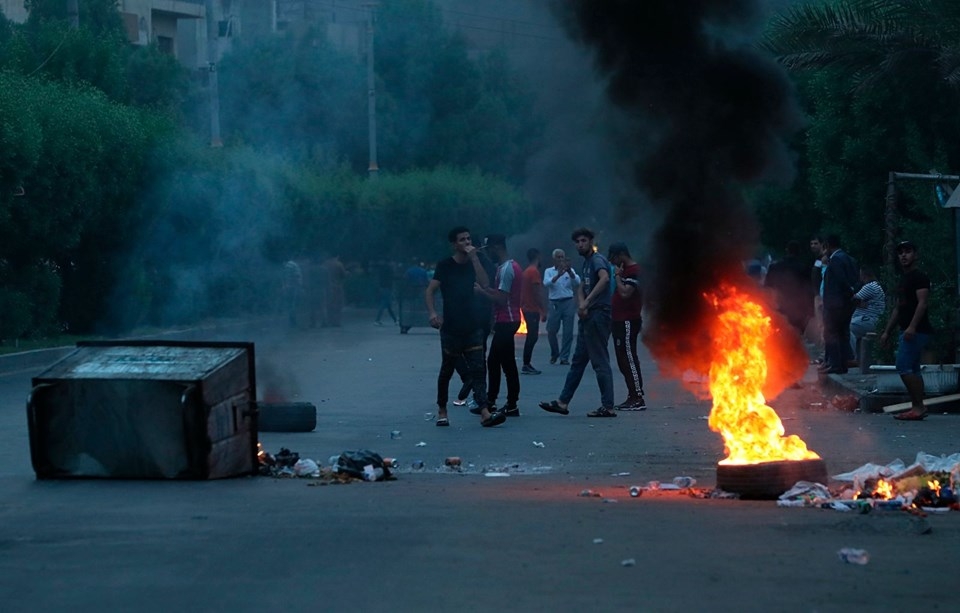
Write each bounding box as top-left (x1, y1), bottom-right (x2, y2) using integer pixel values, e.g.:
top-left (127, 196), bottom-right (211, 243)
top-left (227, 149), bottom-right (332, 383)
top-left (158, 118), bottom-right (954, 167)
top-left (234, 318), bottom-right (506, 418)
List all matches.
top-left (205, 0), bottom-right (223, 148)
top-left (364, 2), bottom-right (379, 179)
top-left (66, 0), bottom-right (78, 29)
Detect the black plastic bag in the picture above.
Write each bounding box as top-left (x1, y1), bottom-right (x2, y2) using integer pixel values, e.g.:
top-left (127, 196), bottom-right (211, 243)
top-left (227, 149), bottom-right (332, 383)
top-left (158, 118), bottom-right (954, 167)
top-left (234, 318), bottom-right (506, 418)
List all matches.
top-left (336, 449), bottom-right (392, 481)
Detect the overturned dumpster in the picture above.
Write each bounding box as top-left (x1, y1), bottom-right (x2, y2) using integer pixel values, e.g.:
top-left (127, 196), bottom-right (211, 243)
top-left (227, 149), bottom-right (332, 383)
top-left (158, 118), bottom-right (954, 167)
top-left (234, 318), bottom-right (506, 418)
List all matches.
top-left (27, 341), bottom-right (258, 480)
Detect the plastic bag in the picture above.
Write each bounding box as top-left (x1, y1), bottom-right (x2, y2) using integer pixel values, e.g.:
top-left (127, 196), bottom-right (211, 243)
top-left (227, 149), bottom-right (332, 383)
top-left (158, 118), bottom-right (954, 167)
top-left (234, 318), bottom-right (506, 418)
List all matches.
top-left (336, 450), bottom-right (392, 481)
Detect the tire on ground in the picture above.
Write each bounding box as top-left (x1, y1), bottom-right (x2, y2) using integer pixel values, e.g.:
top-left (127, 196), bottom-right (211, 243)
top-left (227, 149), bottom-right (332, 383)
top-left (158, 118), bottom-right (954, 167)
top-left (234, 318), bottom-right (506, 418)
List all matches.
top-left (257, 402), bottom-right (317, 433)
top-left (716, 459), bottom-right (828, 500)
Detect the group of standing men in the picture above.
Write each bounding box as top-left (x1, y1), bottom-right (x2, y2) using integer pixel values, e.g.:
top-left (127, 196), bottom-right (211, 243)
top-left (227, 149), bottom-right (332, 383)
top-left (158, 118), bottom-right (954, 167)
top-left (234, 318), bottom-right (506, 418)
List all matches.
top-left (766, 234), bottom-right (933, 421)
top-left (425, 226), bottom-right (647, 428)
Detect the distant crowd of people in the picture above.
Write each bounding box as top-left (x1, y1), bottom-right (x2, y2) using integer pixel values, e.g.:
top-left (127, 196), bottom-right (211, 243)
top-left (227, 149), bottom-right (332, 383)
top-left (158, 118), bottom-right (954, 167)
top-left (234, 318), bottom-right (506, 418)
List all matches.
top-left (424, 226), bottom-right (646, 428)
top-left (765, 235), bottom-right (932, 421)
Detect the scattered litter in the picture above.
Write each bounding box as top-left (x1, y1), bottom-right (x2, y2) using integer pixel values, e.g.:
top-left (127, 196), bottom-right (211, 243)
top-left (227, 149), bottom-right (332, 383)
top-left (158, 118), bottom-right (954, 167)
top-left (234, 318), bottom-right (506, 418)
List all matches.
top-left (602, 498), bottom-right (618, 503)
top-left (411, 460), bottom-right (425, 470)
top-left (293, 458), bottom-right (320, 478)
top-left (415, 441), bottom-right (427, 447)
top-left (390, 430), bottom-right (402, 440)
top-left (337, 450), bottom-right (394, 482)
top-left (445, 456), bottom-right (462, 467)
top-left (593, 538), bottom-right (604, 544)
top-left (672, 476), bottom-right (697, 488)
top-left (612, 472), bottom-right (630, 477)
top-left (629, 486), bottom-right (642, 497)
top-left (423, 412), bottom-right (434, 421)
top-left (579, 489), bottom-right (602, 497)
top-left (837, 548), bottom-right (869, 565)
top-left (829, 394), bottom-right (860, 412)
top-left (646, 480), bottom-right (660, 490)
top-left (532, 441), bottom-right (545, 448)
top-left (484, 472), bottom-right (510, 477)
top-left (621, 558), bottom-right (636, 567)
top-left (260, 446), bottom-right (396, 483)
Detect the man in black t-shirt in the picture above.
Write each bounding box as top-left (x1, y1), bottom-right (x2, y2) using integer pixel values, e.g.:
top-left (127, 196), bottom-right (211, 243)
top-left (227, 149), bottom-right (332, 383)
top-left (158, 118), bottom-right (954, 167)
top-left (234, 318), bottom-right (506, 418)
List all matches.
top-left (425, 226), bottom-right (506, 428)
top-left (881, 240), bottom-right (933, 420)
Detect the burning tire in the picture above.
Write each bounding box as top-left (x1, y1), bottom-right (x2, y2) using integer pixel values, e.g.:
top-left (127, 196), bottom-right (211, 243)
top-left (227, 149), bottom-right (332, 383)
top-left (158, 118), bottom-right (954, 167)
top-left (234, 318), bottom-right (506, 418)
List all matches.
top-left (716, 459), bottom-right (828, 500)
top-left (257, 402), bottom-right (317, 433)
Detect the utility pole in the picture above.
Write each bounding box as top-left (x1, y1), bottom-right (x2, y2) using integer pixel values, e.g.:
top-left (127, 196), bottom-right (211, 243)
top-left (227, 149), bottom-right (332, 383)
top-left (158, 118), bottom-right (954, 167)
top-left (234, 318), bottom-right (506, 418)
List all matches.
top-left (364, 2), bottom-right (379, 178)
top-left (205, 0), bottom-right (223, 148)
top-left (66, 0), bottom-right (78, 29)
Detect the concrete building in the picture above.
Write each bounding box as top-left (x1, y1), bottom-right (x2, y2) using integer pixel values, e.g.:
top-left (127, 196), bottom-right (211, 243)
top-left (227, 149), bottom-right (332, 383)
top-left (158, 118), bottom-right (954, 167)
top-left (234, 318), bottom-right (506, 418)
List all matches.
top-left (1, 0), bottom-right (564, 72)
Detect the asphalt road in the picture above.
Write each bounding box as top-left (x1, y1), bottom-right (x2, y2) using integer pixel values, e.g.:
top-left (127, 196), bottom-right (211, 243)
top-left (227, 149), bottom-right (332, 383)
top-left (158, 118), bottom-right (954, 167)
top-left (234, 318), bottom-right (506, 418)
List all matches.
top-left (0, 311), bottom-right (957, 612)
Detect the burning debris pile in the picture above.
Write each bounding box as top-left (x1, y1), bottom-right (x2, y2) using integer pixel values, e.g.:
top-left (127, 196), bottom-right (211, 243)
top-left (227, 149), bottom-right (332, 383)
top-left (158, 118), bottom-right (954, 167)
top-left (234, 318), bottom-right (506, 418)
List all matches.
top-left (778, 452), bottom-right (960, 514)
top-left (554, 2), bottom-right (820, 498)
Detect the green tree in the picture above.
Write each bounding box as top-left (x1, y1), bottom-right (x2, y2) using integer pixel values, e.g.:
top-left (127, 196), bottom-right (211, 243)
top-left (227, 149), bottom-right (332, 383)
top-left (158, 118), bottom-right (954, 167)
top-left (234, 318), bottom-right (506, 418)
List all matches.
top-left (762, 0), bottom-right (960, 359)
top-left (763, 0), bottom-right (960, 93)
top-left (218, 27), bottom-right (368, 165)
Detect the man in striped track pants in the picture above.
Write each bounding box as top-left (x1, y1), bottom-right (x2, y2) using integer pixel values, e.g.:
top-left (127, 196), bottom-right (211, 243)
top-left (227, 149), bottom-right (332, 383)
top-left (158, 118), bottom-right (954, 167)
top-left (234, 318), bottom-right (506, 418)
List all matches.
top-left (608, 242), bottom-right (647, 411)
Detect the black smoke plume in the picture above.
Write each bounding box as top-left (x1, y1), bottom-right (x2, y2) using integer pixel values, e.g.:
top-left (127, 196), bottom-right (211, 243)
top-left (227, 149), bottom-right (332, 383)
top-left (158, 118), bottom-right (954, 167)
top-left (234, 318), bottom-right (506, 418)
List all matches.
top-left (553, 0), bottom-right (806, 390)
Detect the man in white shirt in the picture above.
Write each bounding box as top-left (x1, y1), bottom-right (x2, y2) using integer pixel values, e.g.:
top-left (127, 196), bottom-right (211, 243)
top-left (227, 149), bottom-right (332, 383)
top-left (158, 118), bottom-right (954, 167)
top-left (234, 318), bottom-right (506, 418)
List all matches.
top-left (543, 248), bottom-right (581, 365)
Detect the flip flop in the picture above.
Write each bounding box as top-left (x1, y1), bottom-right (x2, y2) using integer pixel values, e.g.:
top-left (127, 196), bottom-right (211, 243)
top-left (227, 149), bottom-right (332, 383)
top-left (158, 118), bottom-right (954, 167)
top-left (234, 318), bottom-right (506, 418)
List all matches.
top-left (481, 411), bottom-right (506, 427)
top-left (586, 407), bottom-right (617, 418)
top-left (539, 400), bottom-right (569, 415)
top-left (436, 417), bottom-right (450, 427)
top-left (894, 410), bottom-right (927, 421)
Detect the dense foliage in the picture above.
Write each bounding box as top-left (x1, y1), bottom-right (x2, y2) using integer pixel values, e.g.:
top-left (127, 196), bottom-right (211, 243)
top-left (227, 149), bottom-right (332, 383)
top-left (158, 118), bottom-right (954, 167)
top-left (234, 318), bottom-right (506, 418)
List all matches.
top-left (760, 0), bottom-right (960, 360)
top-left (0, 1), bottom-right (535, 340)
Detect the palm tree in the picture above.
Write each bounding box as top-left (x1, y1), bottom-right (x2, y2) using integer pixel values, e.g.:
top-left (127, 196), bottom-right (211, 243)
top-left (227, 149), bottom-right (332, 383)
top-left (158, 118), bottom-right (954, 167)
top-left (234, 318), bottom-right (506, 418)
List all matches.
top-left (762, 0), bottom-right (960, 92)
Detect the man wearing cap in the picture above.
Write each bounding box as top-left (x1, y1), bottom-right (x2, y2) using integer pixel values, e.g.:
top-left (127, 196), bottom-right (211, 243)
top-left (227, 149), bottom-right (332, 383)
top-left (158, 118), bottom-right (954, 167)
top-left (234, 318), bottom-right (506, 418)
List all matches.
top-left (881, 240), bottom-right (933, 420)
top-left (608, 242), bottom-right (647, 410)
top-left (539, 227), bottom-right (617, 418)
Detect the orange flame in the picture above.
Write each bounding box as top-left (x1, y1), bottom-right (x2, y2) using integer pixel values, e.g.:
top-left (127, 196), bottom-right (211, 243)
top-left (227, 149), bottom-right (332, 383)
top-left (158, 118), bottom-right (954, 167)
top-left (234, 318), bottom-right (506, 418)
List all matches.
top-left (706, 284), bottom-right (820, 465)
top-left (874, 479), bottom-right (894, 499)
top-left (928, 479), bottom-right (941, 496)
top-left (517, 311), bottom-right (528, 335)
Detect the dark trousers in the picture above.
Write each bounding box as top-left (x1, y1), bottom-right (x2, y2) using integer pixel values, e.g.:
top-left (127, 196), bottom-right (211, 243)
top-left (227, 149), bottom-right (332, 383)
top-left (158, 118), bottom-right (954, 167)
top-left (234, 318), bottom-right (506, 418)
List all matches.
top-left (560, 309), bottom-right (614, 409)
top-left (823, 304), bottom-right (854, 371)
top-left (375, 288), bottom-right (396, 323)
top-left (455, 322), bottom-right (490, 400)
top-left (488, 321), bottom-right (521, 406)
top-left (437, 329), bottom-right (487, 408)
top-left (612, 318), bottom-right (644, 400)
top-left (521, 308), bottom-right (541, 365)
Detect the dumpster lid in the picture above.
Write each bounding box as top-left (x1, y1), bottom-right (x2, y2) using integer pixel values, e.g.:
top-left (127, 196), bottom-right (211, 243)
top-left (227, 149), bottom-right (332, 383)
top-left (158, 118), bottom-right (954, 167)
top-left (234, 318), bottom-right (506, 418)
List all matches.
top-left (35, 342), bottom-right (249, 381)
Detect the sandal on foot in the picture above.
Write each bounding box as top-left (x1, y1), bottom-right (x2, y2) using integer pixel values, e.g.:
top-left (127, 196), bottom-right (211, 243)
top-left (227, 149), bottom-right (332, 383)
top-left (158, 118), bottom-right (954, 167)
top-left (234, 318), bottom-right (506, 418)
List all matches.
top-left (436, 417), bottom-right (450, 427)
top-left (481, 411), bottom-right (506, 427)
top-left (894, 410), bottom-right (927, 421)
top-left (538, 400), bottom-right (569, 415)
top-left (586, 407), bottom-right (617, 418)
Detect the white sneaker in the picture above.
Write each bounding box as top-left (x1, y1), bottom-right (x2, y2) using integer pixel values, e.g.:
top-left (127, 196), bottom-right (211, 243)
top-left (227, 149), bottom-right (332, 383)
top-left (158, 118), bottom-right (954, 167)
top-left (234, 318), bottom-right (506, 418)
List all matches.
top-left (452, 398), bottom-right (467, 406)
